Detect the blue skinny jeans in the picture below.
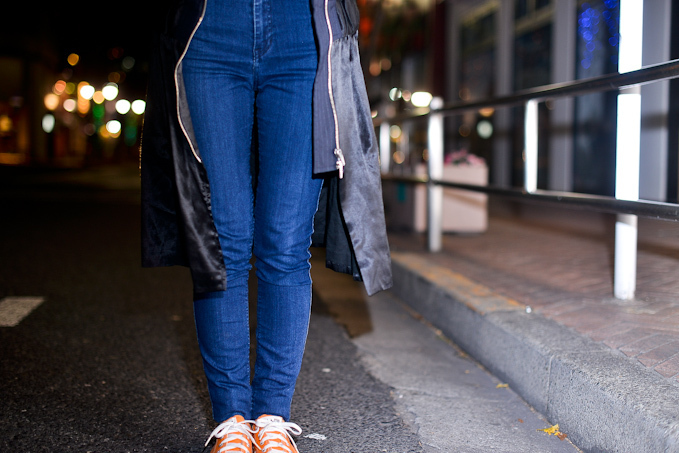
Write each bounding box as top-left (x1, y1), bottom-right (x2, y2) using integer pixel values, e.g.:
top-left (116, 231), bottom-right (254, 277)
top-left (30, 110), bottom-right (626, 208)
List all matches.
top-left (181, 0), bottom-right (322, 422)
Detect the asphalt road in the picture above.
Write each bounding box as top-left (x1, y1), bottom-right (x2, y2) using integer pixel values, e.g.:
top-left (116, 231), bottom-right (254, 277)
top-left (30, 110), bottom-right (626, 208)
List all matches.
top-left (0, 165), bottom-right (423, 452)
top-left (0, 164), bottom-right (581, 452)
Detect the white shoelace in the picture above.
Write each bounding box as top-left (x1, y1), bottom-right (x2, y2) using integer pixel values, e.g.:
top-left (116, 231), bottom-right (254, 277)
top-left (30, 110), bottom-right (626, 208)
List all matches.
top-left (205, 417), bottom-right (257, 453)
top-left (254, 416), bottom-right (302, 453)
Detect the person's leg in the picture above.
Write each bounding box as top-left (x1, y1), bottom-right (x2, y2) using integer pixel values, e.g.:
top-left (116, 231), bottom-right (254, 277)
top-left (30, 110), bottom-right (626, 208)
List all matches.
top-left (181, 0), bottom-right (256, 422)
top-left (250, 0), bottom-right (321, 421)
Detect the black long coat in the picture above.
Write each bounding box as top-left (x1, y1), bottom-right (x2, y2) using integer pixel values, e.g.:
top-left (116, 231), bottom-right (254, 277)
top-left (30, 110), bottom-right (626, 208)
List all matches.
top-left (140, 0), bottom-right (392, 296)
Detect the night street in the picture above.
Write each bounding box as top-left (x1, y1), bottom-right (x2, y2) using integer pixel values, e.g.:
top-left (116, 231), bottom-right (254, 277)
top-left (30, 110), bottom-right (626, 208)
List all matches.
top-left (3, 0), bottom-right (679, 450)
top-left (0, 164), bottom-right (579, 452)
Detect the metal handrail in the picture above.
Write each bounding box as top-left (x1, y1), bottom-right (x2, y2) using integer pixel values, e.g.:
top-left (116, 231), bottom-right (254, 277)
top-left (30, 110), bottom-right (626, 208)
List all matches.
top-left (375, 58), bottom-right (679, 124)
top-left (381, 174), bottom-right (679, 221)
top-left (377, 58), bottom-right (679, 300)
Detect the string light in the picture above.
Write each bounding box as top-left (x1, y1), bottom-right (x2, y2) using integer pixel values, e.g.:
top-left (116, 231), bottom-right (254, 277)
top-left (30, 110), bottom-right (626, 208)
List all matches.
top-left (578, 1), bottom-right (620, 70)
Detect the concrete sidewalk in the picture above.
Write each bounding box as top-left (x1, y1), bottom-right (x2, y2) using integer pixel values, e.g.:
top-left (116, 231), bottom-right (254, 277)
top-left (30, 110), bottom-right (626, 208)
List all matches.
top-left (387, 201), bottom-right (679, 452)
top-left (310, 252), bottom-right (581, 452)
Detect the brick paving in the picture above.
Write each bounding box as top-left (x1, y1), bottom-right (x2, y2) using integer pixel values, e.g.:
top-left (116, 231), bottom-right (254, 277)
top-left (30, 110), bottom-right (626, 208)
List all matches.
top-left (388, 201), bottom-right (679, 383)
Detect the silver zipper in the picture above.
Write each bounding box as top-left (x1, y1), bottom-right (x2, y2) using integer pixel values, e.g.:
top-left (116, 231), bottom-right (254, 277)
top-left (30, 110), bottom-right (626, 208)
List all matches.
top-left (175, 0), bottom-right (208, 163)
top-left (324, 0), bottom-right (345, 179)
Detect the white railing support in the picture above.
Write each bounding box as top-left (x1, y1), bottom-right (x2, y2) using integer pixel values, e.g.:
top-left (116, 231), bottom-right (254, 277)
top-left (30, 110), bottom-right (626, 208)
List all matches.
top-left (613, 89), bottom-right (642, 300)
top-left (379, 121), bottom-right (391, 174)
top-left (613, 0), bottom-right (644, 299)
top-left (427, 97), bottom-right (444, 252)
top-left (524, 99), bottom-right (539, 193)
top-left (614, 214), bottom-right (638, 300)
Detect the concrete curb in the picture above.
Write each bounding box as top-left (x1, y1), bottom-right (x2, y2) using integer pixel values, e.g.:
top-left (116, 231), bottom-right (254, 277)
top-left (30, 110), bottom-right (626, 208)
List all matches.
top-left (390, 252), bottom-right (679, 453)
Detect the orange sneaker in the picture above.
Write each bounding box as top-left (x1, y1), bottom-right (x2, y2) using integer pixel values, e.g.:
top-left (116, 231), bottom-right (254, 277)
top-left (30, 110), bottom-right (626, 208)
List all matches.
top-left (205, 415), bottom-right (257, 453)
top-left (253, 415), bottom-right (302, 453)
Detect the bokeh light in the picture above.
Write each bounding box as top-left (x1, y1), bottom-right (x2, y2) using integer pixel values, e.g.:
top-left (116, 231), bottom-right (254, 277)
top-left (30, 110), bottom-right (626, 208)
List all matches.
top-left (479, 107), bottom-right (495, 117)
top-left (79, 84), bottom-right (95, 100)
top-left (477, 120), bottom-right (493, 139)
top-left (108, 47), bottom-right (124, 59)
top-left (44, 93), bottom-right (60, 111)
top-left (411, 91), bottom-right (433, 108)
top-left (389, 87), bottom-right (402, 101)
top-left (102, 83), bottom-right (119, 101)
top-left (42, 114), bottom-right (55, 133)
top-left (77, 99), bottom-right (90, 115)
top-left (389, 124), bottom-right (402, 140)
top-left (63, 99), bottom-right (77, 112)
top-left (92, 103), bottom-right (105, 121)
top-left (67, 53), bottom-right (80, 66)
top-left (98, 125), bottom-right (110, 138)
top-left (369, 58), bottom-right (381, 76)
top-left (106, 120), bottom-right (122, 135)
top-left (115, 99), bottom-right (131, 114)
top-left (122, 56), bottom-right (135, 71)
top-left (0, 115), bottom-right (12, 133)
top-left (92, 91), bottom-right (105, 104)
top-left (578, 2), bottom-right (620, 70)
top-left (131, 99), bottom-right (146, 115)
top-left (53, 80), bottom-right (67, 95)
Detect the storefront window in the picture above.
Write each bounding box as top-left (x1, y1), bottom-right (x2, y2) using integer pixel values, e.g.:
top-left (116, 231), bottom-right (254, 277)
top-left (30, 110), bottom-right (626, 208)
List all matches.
top-left (573, 0), bottom-right (620, 196)
top-left (460, 12), bottom-right (496, 100)
top-left (514, 24), bottom-right (552, 91)
top-left (457, 9), bottom-right (496, 168)
top-left (516, 0), bottom-right (552, 21)
top-left (512, 23), bottom-right (552, 188)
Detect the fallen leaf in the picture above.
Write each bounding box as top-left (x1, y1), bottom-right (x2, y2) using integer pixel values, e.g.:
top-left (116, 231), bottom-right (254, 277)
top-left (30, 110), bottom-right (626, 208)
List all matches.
top-left (518, 419), bottom-right (524, 423)
top-left (538, 424), bottom-right (559, 435)
top-left (496, 383), bottom-right (509, 388)
top-left (538, 424), bottom-right (566, 440)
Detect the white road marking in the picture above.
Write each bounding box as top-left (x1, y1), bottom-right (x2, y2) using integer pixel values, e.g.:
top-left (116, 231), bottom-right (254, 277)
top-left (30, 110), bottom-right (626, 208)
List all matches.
top-left (0, 297), bottom-right (46, 327)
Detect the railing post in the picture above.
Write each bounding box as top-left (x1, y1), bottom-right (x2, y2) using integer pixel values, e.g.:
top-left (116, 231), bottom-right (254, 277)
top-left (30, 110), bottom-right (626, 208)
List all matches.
top-left (427, 97), bottom-right (444, 252)
top-left (614, 214), bottom-right (638, 299)
top-left (613, 0), bottom-right (644, 300)
top-left (614, 88), bottom-right (641, 300)
top-left (524, 99), bottom-right (539, 193)
top-left (379, 121), bottom-right (391, 174)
